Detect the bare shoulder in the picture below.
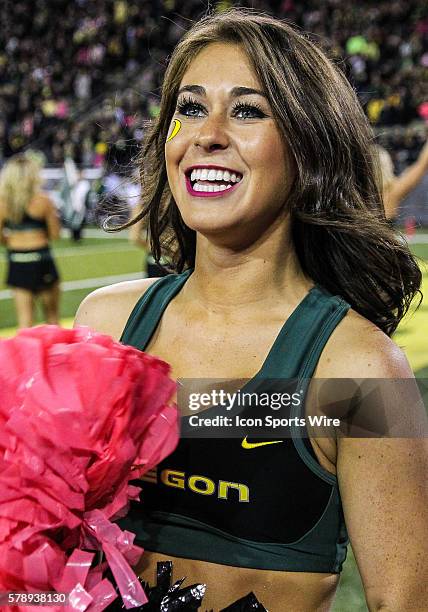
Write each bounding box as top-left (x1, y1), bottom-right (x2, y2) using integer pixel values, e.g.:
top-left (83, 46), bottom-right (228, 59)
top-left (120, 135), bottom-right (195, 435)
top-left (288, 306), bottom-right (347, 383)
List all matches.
top-left (308, 308), bottom-right (416, 472)
top-left (31, 191), bottom-right (55, 214)
top-left (74, 277), bottom-right (161, 341)
top-left (29, 192), bottom-right (55, 215)
top-left (317, 307), bottom-right (413, 378)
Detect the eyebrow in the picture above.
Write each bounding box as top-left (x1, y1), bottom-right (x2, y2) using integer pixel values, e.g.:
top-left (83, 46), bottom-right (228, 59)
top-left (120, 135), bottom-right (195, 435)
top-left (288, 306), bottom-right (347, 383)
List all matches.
top-left (177, 85), bottom-right (267, 99)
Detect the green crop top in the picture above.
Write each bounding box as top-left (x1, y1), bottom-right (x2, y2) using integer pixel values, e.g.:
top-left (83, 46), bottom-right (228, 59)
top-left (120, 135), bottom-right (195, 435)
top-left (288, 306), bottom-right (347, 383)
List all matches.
top-left (119, 269), bottom-right (351, 573)
top-left (4, 211), bottom-right (48, 232)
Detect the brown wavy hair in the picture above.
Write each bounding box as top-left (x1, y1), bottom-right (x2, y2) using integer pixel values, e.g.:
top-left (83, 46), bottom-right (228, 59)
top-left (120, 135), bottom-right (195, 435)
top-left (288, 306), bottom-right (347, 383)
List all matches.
top-left (111, 7), bottom-right (422, 336)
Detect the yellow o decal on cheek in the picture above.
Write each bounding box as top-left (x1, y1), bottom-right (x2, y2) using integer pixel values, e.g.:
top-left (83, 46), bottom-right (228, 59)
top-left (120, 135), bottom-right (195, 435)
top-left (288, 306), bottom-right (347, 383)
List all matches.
top-left (166, 118), bottom-right (182, 142)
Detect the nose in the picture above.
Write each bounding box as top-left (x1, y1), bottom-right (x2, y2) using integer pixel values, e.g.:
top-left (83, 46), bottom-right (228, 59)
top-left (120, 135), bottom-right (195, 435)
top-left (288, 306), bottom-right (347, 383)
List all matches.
top-left (193, 113), bottom-right (229, 152)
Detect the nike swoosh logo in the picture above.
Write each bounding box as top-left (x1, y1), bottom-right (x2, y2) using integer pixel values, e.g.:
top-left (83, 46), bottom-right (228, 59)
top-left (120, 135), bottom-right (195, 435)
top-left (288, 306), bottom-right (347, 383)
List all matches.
top-left (241, 436), bottom-right (284, 449)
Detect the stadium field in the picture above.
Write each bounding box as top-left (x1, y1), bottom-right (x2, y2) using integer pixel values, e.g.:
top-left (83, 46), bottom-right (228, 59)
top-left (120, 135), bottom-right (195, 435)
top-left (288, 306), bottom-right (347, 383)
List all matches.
top-left (0, 232), bottom-right (427, 612)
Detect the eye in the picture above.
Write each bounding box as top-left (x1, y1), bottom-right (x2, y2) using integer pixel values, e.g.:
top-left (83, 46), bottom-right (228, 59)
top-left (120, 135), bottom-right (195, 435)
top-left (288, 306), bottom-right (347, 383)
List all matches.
top-left (231, 101), bottom-right (268, 119)
top-left (176, 95), bottom-right (206, 118)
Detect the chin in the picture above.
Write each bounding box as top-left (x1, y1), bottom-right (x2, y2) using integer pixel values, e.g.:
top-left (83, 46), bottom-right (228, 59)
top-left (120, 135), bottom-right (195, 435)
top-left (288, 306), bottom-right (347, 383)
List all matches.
top-left (177, 200), bottom-right (240, 231)
top-left (184, 218), bottom-right (240, 237)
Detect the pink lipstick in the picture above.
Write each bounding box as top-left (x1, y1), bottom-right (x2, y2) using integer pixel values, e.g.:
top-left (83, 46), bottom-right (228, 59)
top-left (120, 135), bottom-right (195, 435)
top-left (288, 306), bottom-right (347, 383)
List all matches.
top-left (184, 165), bottom-right (243, 198)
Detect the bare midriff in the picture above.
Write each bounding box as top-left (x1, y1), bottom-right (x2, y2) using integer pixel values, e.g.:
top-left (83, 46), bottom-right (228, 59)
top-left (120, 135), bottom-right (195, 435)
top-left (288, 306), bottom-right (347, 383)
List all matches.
top-left (135, 550), bottom-right (339, 611)
top-left (6, 228), bottom-right (49, 251)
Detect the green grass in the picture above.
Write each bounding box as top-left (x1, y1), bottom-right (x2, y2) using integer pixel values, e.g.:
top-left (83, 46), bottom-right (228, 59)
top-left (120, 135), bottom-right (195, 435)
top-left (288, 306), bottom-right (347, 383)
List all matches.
top-left (333, 549), bottom-right (367, 612)
top-left (57, 246), bottom-right (141, 281)
top-left (1, 235), bottom-right (427, 611)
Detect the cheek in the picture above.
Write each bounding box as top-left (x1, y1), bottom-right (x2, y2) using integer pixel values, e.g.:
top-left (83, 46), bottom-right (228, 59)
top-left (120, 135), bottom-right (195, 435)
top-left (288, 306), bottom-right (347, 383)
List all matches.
top-left (165, 120), bottom-right (190, 169)
top-left (165, 138), bottom-right (182, 183)
top-left (165, 137), bottom-right (189, 207)
top-left (248, 131), bottom-right (291, 189)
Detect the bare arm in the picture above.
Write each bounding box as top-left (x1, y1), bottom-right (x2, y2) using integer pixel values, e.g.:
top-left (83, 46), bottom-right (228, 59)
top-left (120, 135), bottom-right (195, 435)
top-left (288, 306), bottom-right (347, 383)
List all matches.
top-left (340, 436), bottom-right (427, 611)
top-left (44, 196), bottom-right (61, 241)
top-left (0, 224), bottom-right (7, 245)
top-left (384, 139), bottom-right (428, 217)
top-left (0, 212), bottom-right (6, 246)
top-left (332, 333), bottom-right (428, 611)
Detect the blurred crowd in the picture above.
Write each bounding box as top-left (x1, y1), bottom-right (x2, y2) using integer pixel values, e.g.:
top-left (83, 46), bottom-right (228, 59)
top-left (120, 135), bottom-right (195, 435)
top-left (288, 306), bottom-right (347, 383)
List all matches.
top-left (0, 0), bottom-right (427, 169)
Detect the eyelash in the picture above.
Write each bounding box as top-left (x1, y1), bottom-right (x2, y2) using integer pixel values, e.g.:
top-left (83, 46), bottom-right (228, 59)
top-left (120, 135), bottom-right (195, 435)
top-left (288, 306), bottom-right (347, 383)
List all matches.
top-left (175, 95), bottom-right (267, 119)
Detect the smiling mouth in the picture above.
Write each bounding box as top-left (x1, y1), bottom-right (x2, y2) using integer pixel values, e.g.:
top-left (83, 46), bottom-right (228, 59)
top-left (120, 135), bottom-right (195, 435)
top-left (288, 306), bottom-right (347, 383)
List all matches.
top-left (185, 168), bottom-right (243, 198)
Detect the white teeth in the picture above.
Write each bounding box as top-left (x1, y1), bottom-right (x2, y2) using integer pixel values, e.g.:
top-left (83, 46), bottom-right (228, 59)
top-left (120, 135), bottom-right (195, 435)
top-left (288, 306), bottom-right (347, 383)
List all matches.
top-left (193, 182), bottom-right (233, 192)
top-left (188, 168), bottom-right (243, 183)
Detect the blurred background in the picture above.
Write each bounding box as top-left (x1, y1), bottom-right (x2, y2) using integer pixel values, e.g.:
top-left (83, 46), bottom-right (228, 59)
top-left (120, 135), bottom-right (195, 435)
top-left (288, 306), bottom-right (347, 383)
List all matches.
top-left (0, 3), bottom-right (427, 608)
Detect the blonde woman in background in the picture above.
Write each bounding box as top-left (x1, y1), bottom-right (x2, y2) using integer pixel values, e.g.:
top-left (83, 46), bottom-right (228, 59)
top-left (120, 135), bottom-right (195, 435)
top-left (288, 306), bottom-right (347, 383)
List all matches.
top-left (377, 136), bottom-right (428, 222)
top-left (0, 154), bottom-right (61, 328)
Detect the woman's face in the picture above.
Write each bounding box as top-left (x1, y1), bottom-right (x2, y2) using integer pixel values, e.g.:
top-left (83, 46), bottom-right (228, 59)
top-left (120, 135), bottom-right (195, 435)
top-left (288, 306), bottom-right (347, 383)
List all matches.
top-left (165, 42), bottom-right (295, 242)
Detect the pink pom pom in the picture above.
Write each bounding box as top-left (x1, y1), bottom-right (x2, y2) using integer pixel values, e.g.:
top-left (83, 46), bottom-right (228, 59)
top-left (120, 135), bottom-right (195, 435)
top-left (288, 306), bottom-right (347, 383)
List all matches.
top-left (0, 325), bottom-right (178, 610)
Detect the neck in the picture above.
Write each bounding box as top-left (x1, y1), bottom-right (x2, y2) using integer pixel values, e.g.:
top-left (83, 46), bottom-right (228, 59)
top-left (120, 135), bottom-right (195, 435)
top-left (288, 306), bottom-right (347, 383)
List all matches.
top-left (186, 220), bottom-right (312, 313)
